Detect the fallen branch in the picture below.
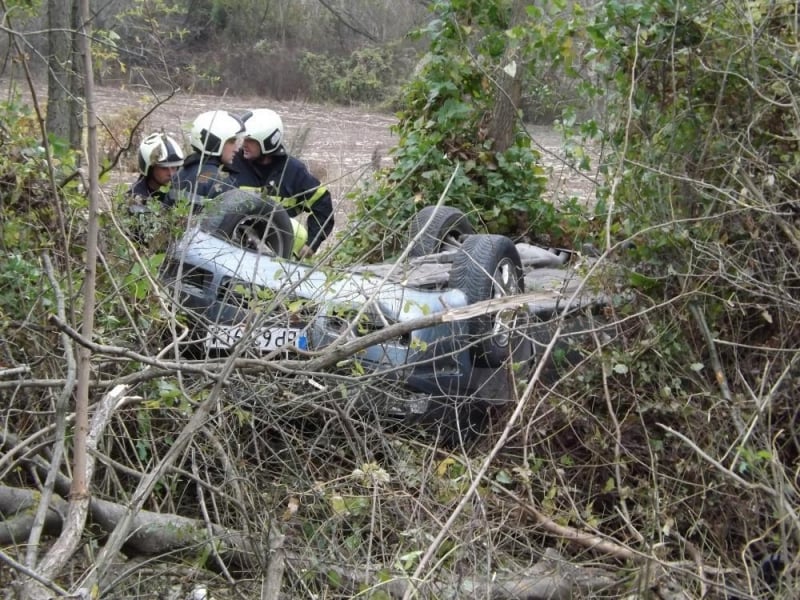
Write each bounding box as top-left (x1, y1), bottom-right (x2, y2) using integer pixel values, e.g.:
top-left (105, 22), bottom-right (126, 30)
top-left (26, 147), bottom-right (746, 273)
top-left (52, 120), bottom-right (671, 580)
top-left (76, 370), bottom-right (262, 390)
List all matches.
top-left (0, 484), bottom-right (619, 599)
top-left (497, 485), bottom-right (638, 562)
top-left (26, 253), bottom-right (79, 569)
top-left (0, 486), bottom-right (268, 572)
top-left (19, 384), bottom-right (128, 599)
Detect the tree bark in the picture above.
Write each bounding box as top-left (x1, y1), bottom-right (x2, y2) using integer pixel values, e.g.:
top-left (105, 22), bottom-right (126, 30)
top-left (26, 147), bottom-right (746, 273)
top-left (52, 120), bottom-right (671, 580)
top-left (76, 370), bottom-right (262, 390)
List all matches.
top-left (487, 0), bottom-right (527, 152)
top-left (46, 0), bottom-right (82, 149)
top-left (0, 486), bottom-right (269, 573)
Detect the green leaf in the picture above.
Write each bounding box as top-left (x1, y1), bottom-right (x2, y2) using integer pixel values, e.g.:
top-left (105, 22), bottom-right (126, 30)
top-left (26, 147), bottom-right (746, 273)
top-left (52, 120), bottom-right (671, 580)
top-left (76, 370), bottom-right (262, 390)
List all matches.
top-left (330, 495), bottom-right (348, 515)
top-left (397, 550), bottom-right (423, 571)
top-left (327, 570), bottom-right (342, 588)
top-left (495, 469), bottom-right (514, 485)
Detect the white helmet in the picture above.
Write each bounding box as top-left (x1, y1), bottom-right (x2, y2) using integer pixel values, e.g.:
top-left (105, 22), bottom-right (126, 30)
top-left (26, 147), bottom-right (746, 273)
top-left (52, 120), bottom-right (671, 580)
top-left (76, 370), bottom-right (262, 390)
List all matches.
top-left (241, 109), bottom-right (285, 155)
top-left (138, 132), bottom-right (184, 176)
top-left (189, 110), bottom-right (244, 157)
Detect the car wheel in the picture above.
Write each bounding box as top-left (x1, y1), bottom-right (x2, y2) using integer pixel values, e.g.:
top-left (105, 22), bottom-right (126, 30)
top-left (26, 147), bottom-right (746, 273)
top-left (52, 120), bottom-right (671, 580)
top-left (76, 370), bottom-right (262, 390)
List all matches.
top-left (449, 234), bottom-right (531, 368)
top-left (408, 205), bottom-right (475, 257)
top-left (199, 189), bottom-right (294, 259)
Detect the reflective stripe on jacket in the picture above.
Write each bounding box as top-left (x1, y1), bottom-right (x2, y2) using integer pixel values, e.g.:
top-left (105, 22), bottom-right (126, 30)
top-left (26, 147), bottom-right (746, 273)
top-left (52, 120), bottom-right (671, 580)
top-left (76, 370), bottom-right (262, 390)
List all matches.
top-left (228, 151), bottom-right (334, 251)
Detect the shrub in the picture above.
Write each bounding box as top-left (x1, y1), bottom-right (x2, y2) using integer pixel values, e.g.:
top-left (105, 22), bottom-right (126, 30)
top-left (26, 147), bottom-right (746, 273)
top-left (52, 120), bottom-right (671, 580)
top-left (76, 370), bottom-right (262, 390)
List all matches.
top-left (336, 1), bottom-right (590, 261)
top-left (299, 45), bottom-right (404, 106)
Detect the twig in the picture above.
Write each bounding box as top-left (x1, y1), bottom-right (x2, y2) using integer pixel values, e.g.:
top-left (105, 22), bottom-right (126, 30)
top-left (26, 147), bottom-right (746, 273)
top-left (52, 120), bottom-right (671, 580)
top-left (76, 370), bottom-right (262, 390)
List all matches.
top-left (191, 447), bottom-right (235, 583)
top-left (604, 24), bottom-right (640, 250)
top-left (592, 319), bottom-right (643, 545)
top-left (0, 549), bottom-right (68, 597)
top-left (0, 366), bottom-right (30, 377)
top-left (48, 315), bottom-right (222, 380)
top-left (658, 423), bottom-right (774, 495)
top-left (660, 423), bottom-right (800, 547)
top-left (674, 531), bottom-right (708, 599)
top-left (25, 254), bottom-right (78, 569)
top-left (262, 532), bottom-right (286, 600)
top-left (90, 90), bottom-right (177, 185)
top-left (0, 418), bottom-right (72, 476)
top-left (498, 485), bottom-right (639, 561)
top-left (688, 302), bottom-right (745, 436)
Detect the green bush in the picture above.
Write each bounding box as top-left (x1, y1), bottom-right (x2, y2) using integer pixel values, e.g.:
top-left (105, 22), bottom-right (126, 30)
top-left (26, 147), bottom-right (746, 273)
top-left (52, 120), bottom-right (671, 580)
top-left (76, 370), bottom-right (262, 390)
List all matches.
top-left (337, 0), bottom-right (591, 261)
top-left (0, 98), bottom-right (80, 253)
top-left (300, 45), bottom-right (403, 105)
top-left (569, 0), bottom-right (800, 577)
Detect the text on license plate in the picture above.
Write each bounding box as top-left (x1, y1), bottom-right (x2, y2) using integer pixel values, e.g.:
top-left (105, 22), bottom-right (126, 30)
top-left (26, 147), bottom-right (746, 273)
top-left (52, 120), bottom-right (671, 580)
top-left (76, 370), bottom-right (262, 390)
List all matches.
top-left (206, 324), bottom-right (308, 351)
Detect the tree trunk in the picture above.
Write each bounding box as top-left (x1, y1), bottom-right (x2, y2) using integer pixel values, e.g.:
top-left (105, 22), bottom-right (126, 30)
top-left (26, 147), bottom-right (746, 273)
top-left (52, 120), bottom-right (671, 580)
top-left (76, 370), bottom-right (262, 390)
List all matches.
top-left (46, 0), bottom-right (82, 150)
top-left (486, 0), bottom-right (527, 152)
top-left (17, 2), bottom-right (98, 596)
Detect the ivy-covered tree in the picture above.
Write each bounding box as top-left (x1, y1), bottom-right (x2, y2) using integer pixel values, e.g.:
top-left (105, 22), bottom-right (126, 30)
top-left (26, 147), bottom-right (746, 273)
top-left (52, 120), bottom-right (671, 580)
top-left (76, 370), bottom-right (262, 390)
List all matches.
top-left (341, 0), bottom-right (588, 261)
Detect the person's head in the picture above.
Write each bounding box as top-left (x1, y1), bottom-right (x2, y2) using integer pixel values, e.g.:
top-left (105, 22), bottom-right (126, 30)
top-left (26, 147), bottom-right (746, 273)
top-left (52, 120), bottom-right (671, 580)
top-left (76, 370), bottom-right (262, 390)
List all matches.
top-left (138, 133), bottom-right (185, 188)
top-left (189, 110), bottom-right (244, 165)
top-left (240, 109), bottom-right (285, 162)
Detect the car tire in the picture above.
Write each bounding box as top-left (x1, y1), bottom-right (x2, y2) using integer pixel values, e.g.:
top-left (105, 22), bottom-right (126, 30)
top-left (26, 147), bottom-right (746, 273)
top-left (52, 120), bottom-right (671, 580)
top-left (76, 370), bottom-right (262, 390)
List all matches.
top-left (449, 234), bottom-right (531, 368)
top-left (408, 205), bottom-right (475, 257)
top-left (199, 189), bottom-right (294, 259)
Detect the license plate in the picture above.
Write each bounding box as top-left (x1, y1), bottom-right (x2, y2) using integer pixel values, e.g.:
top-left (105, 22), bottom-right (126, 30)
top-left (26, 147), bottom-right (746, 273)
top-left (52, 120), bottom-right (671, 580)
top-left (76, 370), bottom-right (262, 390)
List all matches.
top-left (206, 323), bottom-right (308, 352)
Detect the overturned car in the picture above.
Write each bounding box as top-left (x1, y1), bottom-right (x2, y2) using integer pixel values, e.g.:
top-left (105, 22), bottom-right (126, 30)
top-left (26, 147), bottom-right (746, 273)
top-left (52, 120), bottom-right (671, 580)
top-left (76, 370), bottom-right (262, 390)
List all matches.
top-left (160, 190), bottom-right (606, 440)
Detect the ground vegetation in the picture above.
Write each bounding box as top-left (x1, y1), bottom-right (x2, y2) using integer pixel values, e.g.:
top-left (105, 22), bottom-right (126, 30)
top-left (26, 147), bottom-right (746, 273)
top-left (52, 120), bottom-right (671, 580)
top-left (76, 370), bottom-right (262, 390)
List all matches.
top-left (0, 0), bottom-right (798, 598)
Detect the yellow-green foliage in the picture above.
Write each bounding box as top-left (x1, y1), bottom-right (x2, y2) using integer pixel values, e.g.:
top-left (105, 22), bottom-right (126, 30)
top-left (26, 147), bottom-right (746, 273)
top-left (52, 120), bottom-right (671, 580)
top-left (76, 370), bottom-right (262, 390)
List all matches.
top-left (0, 98), bottom-right (79, 252)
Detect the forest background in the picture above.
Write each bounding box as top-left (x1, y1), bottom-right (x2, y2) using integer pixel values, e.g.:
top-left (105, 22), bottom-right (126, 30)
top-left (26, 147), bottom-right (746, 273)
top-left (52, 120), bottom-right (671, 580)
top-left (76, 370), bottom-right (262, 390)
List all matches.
top-left (0, 0), bottom-right (798, 598)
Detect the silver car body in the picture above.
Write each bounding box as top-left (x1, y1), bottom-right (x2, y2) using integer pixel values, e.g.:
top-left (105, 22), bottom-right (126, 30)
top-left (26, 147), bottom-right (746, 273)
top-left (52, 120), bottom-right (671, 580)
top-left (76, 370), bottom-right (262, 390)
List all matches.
top-left (162, 226), bottom-right (602, 415)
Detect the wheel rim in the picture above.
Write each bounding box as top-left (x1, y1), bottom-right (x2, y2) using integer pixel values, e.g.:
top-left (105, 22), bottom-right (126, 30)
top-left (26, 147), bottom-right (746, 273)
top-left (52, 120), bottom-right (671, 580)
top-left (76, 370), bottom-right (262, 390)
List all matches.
top-left (441, 230), bottom-right (466, 251)
top-left (491, 258), bottom-right (521, 347)
top-left (233, 215), bottom-right (278, 255)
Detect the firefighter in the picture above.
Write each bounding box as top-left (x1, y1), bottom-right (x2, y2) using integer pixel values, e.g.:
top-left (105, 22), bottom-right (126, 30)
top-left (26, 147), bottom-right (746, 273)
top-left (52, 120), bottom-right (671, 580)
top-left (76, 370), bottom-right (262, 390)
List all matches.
top-left (173, 109), bottom-right (244, 201)
top-left (230, 108), bottom-right (334, 258)
top-left (128, 132), bottom-right (184, 206)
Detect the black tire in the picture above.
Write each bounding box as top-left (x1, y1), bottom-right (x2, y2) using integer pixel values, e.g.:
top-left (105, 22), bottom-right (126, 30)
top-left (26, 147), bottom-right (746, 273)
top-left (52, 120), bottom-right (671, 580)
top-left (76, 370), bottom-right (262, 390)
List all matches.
top-left (408, 205), bottom-right (475, 257)
top-left (199, 189), bottom-right (294, 259)
top-left (449, 234), bottom-right (530, 368)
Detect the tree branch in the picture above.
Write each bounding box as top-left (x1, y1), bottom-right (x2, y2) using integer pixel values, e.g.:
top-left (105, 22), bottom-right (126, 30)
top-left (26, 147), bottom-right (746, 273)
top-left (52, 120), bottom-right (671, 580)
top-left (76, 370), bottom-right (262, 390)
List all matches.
top-left (314, 0), bottom-right (378, 42)
top-left (0, 485), bottom-right (619, 599)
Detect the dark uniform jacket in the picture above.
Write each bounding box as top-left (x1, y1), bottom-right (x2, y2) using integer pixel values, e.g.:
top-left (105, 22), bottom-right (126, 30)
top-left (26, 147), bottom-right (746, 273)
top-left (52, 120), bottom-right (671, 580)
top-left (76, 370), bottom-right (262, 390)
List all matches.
top-left (127, 175), bottom-right (170, 206)
top-left (125, 175), bottom-right (172, 246)
top-left (229, 150), bottom-right (334, 251)
top-left (171, 152), bottom-right (237, 203)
